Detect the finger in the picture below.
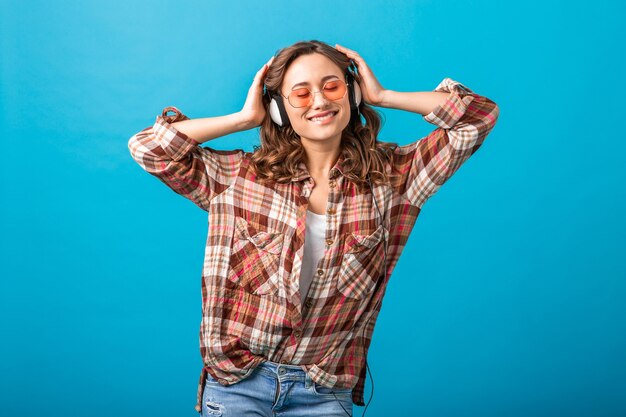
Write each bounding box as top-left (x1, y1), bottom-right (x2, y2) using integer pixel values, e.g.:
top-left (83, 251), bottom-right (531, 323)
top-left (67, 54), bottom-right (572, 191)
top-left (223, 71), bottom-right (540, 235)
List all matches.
top-left (335, 44), bottom-right (352, 57)
top-left (261, 57), bottom-right (274, 77)
top-left (342, 51), bottom-right (364, 67)
top-left (335, 44), bottom-right (359, 57)
top-left (335, 43), bottom-right (353, 52)
top-left (347, 52), bottom-right (363, 62)
top-left (255, 64), bottom-right (270, 80)
top-left (350, 54), bottom-right (368, 68)
top-left (253, 71), bottom-right (264, 85)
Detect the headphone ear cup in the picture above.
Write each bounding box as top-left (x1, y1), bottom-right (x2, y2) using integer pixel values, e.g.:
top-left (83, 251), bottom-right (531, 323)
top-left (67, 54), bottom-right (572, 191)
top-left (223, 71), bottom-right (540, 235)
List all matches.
top-left (346, 72), bottom-right (362, 114)
top-left (352, 79), bottom-right (362, 107)
top-left (269, 97), bottom-right (283, 126)
top-left (268, 92), bottom-right (290, 127)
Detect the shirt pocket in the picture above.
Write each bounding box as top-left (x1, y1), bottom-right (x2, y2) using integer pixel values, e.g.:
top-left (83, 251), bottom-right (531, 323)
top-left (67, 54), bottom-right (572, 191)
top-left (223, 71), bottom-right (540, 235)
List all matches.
top-left (227, 216), bottom-right (284, 296)
top-left (336, 224), bottom-right (388, 300)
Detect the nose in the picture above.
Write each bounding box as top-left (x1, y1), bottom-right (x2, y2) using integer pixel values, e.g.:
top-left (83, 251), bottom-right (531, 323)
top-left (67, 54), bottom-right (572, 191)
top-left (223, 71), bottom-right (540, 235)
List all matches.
top-left (310, 90), bottom-right (330, 108)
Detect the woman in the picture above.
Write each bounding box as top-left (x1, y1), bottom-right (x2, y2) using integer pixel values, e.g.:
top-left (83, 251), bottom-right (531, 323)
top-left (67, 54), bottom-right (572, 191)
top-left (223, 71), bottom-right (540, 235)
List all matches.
top-left (128, 39), bottom-right (499, 417)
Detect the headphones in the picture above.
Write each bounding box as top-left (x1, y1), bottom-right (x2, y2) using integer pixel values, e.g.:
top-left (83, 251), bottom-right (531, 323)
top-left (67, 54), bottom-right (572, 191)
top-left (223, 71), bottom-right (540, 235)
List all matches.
top-left (265, 62), bottom-right (363, 127)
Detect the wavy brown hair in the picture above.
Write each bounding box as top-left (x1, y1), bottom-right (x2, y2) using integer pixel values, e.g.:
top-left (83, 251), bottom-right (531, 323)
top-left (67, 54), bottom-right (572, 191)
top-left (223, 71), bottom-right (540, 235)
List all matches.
top-left (249, 39), bottom-right (399, 190)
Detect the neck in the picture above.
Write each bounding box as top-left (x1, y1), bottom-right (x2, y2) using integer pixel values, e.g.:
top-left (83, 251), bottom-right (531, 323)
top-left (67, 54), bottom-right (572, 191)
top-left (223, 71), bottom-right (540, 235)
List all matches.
top-left (300, 135), bottom-right (342, 177)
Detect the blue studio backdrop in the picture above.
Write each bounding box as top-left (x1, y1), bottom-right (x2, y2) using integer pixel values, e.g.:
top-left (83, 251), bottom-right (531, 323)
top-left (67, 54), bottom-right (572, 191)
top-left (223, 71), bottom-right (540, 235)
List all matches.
top-left (1, 1), bottom-right (625, 416)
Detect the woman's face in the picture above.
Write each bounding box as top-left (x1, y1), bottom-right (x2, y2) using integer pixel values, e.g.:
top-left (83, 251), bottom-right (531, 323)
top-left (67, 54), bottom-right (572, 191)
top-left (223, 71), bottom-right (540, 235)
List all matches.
top-left (280, 53), bottom-right (351, 146)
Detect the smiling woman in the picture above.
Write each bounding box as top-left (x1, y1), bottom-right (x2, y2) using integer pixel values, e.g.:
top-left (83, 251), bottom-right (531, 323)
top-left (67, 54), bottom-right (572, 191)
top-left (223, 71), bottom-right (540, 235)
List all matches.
top-left (253, 41), bottom-right (397, 191)
top-left (127, 38), bottom-right (499, 417)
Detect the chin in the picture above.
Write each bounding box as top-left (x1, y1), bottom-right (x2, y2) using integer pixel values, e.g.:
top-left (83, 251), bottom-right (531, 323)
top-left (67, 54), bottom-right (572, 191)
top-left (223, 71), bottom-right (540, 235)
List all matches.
top-left (303, 128), bottom-right (340, 139)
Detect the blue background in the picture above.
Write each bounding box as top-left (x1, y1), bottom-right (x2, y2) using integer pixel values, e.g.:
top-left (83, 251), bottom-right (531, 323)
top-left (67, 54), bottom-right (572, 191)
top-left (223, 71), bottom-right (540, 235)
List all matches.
top-left (1, 1), bottom-right (624, 416)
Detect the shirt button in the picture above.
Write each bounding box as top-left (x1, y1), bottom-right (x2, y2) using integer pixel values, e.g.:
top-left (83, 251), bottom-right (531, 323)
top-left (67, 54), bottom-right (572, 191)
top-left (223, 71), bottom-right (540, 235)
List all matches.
top-left (218, 379), bottom-right (227, 385)
top-left (326, 208), bottom-right (336, 215)
top-left (294, 330), bottom-right (301, 338)
top-left (329, 180), bottom-right (336, 188)
top-left (316, 269), bottom-right (324, 276)
top-left (305, 299), bottom-right (313, 308)
top-left (325, 238), bottom-right (334, 246)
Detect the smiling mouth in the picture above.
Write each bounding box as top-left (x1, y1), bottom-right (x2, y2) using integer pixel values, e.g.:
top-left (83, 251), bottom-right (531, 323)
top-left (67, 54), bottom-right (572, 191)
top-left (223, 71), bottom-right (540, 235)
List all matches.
top-left (308, 110), bottom-right (338, 123)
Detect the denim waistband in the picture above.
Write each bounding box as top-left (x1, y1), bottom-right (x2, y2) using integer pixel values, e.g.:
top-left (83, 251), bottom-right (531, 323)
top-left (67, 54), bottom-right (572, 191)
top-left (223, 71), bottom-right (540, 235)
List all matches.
top-left (254, 359), bottom-right (312, 385)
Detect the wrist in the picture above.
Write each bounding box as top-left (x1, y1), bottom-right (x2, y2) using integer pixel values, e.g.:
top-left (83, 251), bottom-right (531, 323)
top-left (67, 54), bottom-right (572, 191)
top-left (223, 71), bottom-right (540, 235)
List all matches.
top-left (377, 89), bottom-right (392, 108)
top-left (234, 111), bottom-right (255, 131)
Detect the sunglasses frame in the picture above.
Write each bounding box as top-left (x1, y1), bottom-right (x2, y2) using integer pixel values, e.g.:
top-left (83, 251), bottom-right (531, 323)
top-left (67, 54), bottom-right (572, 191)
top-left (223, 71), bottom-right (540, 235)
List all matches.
top-left (279, 78), bottom-right (349, 108)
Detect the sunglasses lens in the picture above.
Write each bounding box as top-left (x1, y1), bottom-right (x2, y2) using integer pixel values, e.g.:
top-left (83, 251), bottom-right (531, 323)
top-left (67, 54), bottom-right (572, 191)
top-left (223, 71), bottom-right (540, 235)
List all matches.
top-left (323, 80), bottom-right (347, 101)
top-left (289, 88), bottom-right (312, 107)
top-left (288, 80), bottom-right (347, 107)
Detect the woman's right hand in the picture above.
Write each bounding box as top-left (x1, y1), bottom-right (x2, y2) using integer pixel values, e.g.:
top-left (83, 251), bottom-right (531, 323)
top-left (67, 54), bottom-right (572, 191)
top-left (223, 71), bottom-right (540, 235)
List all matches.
top-left (239, 56), bottom-right (274, 129)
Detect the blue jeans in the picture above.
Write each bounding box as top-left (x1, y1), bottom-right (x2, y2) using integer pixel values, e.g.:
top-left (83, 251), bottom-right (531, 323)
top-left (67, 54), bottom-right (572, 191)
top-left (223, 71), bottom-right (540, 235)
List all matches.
top-left (201, 359), bottom-right (353, 417)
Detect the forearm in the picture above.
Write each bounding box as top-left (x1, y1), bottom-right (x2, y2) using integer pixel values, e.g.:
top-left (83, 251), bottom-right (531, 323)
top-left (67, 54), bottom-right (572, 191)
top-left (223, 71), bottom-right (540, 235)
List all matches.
top-left (378, 90), bottom-right (450, 115)
top-left (171, 111), bottom-right (251, 144)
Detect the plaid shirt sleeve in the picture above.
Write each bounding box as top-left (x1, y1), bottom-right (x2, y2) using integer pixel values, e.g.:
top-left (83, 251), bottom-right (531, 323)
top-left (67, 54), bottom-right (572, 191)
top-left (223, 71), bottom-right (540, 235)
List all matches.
top-left (127, 106), bottom-right (244, 211)
top-left (390, 78), bottom-right (500, 209)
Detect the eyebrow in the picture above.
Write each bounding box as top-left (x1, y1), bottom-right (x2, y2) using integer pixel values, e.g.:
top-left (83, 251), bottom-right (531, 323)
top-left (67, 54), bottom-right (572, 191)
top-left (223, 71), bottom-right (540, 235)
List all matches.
top-left (291, 75), bottom-right (340, 90)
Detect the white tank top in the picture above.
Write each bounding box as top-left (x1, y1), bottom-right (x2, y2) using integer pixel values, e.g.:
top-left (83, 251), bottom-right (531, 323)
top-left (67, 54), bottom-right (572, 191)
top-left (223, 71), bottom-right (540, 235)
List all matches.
top-left (300, 209), bottom-right (326, 306)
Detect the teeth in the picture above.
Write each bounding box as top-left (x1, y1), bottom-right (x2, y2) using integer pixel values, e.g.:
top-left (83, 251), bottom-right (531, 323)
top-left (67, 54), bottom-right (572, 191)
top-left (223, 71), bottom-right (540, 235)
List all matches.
top-left (310, 111), bottom-right (336, 122)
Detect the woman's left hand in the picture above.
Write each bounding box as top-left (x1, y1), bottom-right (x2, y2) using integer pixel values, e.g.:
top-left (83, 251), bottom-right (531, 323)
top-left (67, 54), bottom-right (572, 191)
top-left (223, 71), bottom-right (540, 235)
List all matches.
top-left (335, 44), bottom-right (387, 106)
